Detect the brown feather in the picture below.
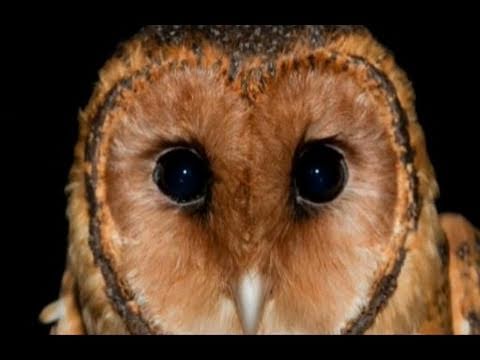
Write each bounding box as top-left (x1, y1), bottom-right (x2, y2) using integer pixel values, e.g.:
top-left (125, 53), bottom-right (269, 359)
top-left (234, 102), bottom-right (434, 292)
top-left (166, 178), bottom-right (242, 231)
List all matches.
top-left (440, 213), bottom-right (480, 334)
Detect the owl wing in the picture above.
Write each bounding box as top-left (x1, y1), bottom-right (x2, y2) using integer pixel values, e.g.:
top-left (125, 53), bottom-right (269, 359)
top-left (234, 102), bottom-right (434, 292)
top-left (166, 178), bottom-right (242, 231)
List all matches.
top-left (440, 213), bottom-right (480, 335)
top-left (39, 268), bottom-right (85, 334)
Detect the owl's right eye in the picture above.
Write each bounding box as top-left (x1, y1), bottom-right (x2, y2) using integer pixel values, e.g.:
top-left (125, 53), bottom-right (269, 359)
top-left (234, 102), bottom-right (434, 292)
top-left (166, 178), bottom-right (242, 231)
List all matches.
top-left (153, 147), bottom-right (211, 206)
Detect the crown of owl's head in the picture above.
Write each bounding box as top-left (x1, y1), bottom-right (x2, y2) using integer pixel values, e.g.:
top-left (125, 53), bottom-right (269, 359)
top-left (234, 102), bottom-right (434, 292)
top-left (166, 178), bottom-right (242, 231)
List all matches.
top-left (68, 26), bottom-right (439, 334)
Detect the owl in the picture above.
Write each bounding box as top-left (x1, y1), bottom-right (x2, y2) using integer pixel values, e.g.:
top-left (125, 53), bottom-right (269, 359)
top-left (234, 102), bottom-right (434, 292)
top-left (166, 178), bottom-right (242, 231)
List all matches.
top-left (39, 25), bottom-right (479, 334)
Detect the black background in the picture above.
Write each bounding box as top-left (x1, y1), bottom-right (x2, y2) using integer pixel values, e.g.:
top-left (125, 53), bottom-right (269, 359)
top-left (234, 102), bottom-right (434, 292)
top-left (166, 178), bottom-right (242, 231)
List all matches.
top-left (11, 24), bottom-right (479, 334)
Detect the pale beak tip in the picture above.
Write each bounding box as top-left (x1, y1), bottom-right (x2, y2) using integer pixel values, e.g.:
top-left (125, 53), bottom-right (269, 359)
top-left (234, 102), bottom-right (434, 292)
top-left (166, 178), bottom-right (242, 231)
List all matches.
top-left (234, 271), bottom-right (266, 335)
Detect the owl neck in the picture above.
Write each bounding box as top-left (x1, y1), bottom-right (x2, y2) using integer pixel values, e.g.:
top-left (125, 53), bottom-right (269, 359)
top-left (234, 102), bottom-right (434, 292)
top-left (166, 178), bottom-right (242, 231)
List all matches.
top-left (367, 206), bottom-right (452, 334)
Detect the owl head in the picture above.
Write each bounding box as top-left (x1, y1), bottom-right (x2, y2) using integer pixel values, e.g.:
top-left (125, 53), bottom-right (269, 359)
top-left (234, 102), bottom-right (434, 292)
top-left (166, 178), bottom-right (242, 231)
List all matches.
top-left (58, 25), bottom-right (446, 334)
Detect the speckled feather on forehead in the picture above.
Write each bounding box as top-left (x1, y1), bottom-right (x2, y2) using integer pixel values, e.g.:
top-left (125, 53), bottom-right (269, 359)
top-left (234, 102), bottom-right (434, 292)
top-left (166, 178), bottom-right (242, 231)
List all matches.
top-left (142, 25), bottom-right (365, 57)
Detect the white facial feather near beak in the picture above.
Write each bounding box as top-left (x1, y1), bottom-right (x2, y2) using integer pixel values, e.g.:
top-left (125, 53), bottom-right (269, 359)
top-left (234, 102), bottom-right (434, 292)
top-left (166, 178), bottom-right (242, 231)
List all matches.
top-left (234, 271), bottom-right (266, 334)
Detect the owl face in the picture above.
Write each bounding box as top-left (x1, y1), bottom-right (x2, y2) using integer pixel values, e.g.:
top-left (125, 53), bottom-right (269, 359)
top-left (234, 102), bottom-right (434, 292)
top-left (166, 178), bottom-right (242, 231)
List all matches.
top-left (74, 26), bottom-right (430, 334)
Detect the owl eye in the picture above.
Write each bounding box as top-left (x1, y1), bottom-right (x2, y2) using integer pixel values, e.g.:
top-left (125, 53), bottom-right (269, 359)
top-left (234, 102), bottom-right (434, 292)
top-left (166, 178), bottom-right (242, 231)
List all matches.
top-left (292, 141), bottom-right (348, 204)
top-left (153, 147), bottom-right (210, 205)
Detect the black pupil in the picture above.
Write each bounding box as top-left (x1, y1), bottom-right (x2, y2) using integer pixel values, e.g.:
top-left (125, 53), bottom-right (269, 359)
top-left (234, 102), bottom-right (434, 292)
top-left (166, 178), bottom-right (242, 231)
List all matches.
top-left (293, 142), bottom-right (347, 203)
top-left (153, 148), bottom-right (209, 204)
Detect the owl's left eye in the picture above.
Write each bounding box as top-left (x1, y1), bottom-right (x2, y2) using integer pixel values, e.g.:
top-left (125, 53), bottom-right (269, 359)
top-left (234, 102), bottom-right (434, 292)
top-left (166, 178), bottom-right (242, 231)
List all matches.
top-left (292, 140), bottom-right (348, 206)
top-left (153, 147), bottom-right (210, 206)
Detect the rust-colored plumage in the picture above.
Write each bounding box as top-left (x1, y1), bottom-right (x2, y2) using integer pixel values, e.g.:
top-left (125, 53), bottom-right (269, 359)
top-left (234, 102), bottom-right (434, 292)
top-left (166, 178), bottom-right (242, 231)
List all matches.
top-left (40, 25), bottom-right (479, 334)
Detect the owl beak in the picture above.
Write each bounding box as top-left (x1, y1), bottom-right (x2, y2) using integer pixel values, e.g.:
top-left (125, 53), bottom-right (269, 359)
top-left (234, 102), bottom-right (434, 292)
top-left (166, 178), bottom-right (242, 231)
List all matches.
top-left (233, 271), bottom-right (267, 335)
